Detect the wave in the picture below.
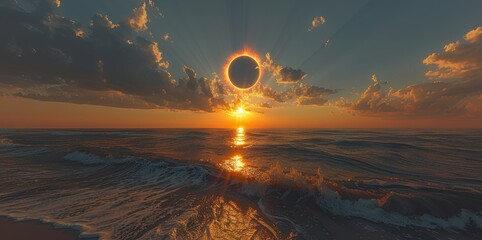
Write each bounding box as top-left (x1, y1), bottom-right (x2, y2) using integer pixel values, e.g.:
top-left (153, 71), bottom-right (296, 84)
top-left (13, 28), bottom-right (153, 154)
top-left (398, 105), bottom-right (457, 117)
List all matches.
top-left (49, 130), bottom-right (147, 136)
top-left (64, 150), bottom-right (210, 185)
top-left (227, 163), bottom-right (482, 232)
top-left (315, 188), bottom-right (482, 230)
top-left (0, 137), bottom-right (48, 157)
top-left (64, 150), bottom-right (136, 165)
top-left (0, 137), bottom-right (14, 146)
top-left (63, 150), bottom-right (482, 232)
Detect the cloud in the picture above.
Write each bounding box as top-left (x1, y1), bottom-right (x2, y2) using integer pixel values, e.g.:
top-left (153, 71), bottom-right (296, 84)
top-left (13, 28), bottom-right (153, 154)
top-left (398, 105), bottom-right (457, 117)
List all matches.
top-left (260, 102), bottom-right (272, 108)
top-left (293, 84), bottom-right (336, 106)
top-left (255, 53), bottom-right (334, 106)
top-left (253, 84), bottom-right (290, 103)
top-left (128, 2), bottom-right (148, 32)
top-left (278, 67), bottom-right (307, 83)
top-left (423, 27), bottom-right (482, 80)
top-left (251, 83), bottom-right (336, 107)
top-left (0, 0), bottom-right (229, 112)
top-left (308, 16), bottom-right (326, 32)
top-left (339, 73), bottom-right (481, 117)
top-left (339, 27), bottom-right (482, 117)
top-left (163, 33), bottom-right (173, 43)
top-left (262, 53), bottom-right (307, 83)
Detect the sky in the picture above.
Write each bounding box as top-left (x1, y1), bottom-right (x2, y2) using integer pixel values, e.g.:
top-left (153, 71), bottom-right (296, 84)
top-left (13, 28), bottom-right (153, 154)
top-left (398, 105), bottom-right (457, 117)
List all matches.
top-left (0, 0), bottom-right (481, 128)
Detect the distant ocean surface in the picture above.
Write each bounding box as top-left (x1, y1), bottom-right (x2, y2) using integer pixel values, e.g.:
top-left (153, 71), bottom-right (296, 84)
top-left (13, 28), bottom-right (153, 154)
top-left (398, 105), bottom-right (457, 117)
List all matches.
top-left (0, 129), bottom-right (481, 239)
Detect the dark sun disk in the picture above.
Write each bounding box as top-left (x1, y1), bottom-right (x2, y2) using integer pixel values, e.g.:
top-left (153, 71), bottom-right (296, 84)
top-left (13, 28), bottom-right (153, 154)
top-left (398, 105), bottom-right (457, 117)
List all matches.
top-left (228, 55), bottom-right (260, 89)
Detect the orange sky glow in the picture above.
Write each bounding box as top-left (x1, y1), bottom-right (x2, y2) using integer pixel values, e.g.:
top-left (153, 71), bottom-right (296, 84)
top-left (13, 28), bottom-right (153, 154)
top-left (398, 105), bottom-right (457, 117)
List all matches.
top-left (1, 96), bottom-right (479, 128)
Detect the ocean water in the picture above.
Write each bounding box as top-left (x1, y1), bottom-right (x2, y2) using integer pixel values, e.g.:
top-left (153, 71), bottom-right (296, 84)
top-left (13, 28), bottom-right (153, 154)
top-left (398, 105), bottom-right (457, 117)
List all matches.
top-left (0, 128), bottom-right (481, 239)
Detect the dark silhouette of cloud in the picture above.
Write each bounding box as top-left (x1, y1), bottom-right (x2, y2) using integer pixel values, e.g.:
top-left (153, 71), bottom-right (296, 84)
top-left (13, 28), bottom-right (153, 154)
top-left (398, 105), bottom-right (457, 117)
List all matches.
top-left (0, 0), bottom-right (227, 112)
top-left (251, 83), bottom-right (336, 107)
top-left (262, 53), bottom-right (307, 83)
top-left (278, 67), bottom-right (307, 84)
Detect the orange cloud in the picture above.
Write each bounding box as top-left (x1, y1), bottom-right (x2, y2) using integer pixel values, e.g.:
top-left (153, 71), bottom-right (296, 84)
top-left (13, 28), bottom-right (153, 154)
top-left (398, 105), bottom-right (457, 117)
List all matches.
top-left (147, 41), bottom-right (169, 68)
top-left (308, 16), bottom-right (326, 32)
top-left (340, 26), bottom-right (482, 117)
top-left (128, 2), bottom-right (148, 31)
top-left (423, 27), bottom-right (482, 80)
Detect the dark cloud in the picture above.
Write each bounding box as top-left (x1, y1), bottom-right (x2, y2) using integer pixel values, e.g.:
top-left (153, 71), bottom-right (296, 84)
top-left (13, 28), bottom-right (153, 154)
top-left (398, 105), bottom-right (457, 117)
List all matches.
top-left (297, 97), bottom-right (328, 106)
top-left (262, 53), bottom-right (307, 83)
top-left (293, 84), bottom-right (336, 98)
top-left (0, 0), bottom-right (228, 112)
top-left (292, 84), bottom-right (336, 106)
top-left (254, 84), bottom-right (290, 103)
top-left (278, 67), bottom-right (307, 83)
top-left (251, 83), bottom-right (336, 107)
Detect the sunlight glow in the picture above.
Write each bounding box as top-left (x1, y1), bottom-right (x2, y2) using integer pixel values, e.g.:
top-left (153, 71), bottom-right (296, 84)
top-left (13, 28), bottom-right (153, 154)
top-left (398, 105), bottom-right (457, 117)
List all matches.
top-left (220, 154), bottom-right (246, 172)
top-left (236, 107), bottom-right (245, 116)
top-left (224, 48), bottom-right (262, 90)
top-left (230, 155), bottom-right (245, 171)
top-left (237, 127), bottom-right (244, 134)
top-left (234, 127), bottom-right (245, 146)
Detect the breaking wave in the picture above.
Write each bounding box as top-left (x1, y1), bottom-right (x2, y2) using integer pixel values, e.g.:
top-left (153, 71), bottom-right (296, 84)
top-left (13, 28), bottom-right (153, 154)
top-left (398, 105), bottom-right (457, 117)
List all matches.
top-left (64, 150), bottom-right (482, 232)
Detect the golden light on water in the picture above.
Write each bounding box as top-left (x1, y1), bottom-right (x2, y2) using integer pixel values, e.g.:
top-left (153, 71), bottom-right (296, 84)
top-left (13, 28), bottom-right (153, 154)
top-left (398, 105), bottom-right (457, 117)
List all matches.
top-left (234, 127), bottom-right (245, 146)
top-left (221, 127), bottom-right (249, 172)
top-left (237, 126), bottom-right (244, 133)
top-left (225, 155), bottom-right (245, 172)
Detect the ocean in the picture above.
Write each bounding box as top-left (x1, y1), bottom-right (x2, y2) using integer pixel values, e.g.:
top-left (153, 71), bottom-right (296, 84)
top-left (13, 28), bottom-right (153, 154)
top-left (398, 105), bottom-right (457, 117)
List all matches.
top-left (0, 128), bottom-right (481, 239)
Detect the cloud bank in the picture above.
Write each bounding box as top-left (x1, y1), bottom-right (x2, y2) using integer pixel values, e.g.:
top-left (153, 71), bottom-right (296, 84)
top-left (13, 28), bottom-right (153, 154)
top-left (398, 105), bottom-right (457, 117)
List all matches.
top-left (340, 27), bottom-right (482, 117)
top-left (252, 83), bottom-right (336, 107)
top-left (0, 0), bottom-right (227, 112)
top-left (0, 1), bottom-right (344, 112)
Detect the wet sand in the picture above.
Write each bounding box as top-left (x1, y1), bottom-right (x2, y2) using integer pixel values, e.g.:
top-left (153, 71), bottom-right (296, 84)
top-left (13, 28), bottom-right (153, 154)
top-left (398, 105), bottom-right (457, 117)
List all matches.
top-left (0, 216), bottom-right (93, 240)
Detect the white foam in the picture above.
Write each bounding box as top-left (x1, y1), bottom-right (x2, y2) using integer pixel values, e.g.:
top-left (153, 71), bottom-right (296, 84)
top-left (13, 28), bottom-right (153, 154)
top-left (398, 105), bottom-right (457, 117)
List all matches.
top-left (63, 150), bottom-right (137, 165)
top-left (315, 186), bottom-right (482, 230)
top-left (63, 151), bottom-right (209, 185)
top-left (235, 164), bottom-right (482, 231)
top-left (0, 137), bottom-right (14, 146)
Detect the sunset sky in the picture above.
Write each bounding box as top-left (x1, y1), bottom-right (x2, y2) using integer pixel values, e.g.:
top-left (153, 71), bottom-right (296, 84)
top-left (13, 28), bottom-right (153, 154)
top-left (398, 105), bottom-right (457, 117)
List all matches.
top-left (1, 0), bottom-right (481, 128)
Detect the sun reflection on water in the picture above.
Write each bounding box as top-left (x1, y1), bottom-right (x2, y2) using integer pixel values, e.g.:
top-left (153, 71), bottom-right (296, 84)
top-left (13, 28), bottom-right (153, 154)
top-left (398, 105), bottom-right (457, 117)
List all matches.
top-left (222, 155), bottom-right (245, 172)
top-left (233, 127), bottom-right (246, 146)
top-left (220, 127), bottom-right (250, 172)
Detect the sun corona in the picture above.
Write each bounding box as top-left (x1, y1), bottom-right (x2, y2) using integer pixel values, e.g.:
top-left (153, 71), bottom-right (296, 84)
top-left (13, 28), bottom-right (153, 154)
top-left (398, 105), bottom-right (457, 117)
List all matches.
top-left (224, 50), bottom-right (262, 90)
